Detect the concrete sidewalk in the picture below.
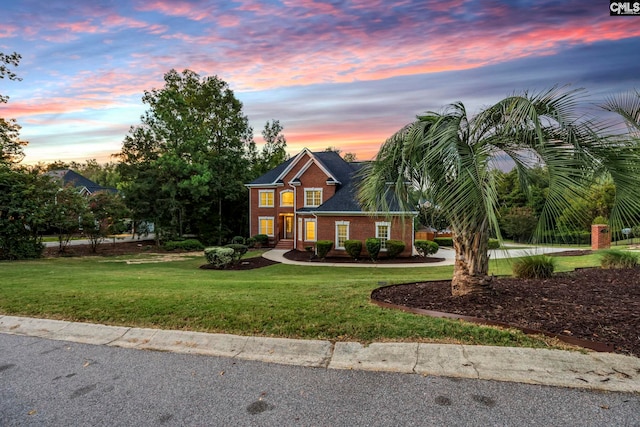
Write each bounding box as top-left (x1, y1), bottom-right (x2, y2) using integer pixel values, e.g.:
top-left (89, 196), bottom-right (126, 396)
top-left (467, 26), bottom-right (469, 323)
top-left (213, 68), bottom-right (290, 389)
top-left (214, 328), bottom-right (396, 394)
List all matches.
top-left (262, 245), bottom-right (577, 268)
top-left (1, 315), bottom-right (638, 393)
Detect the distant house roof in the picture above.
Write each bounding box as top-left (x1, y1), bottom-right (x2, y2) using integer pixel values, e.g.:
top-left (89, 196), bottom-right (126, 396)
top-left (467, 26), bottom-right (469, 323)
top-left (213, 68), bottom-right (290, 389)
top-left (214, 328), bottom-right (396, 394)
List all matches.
top-left (46, 170), bottom-right (117, 195)
top-left (248, 149), bottom-right (413, 214)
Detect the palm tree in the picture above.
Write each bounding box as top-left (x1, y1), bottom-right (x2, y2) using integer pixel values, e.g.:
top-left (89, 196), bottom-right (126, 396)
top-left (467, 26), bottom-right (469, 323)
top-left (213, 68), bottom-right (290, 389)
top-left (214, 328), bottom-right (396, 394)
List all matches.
top-left (602, 89), bottom-right (640, 133)
top-left (359, 87), bottom-right (640, 296)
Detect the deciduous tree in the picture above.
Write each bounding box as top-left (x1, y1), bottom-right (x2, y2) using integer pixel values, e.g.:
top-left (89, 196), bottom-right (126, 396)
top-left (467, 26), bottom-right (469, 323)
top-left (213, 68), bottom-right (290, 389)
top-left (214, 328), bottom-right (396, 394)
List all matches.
top-left (0, 166), bottom-right (57, 259)
top-left (0, 51), bottom-right (27, 165)
top-left (251, 120), bottom-right (289, 176)
top-left (82, 192), bottom-right (129, 252)
top-left (117, 69), bottom-right (254, 244)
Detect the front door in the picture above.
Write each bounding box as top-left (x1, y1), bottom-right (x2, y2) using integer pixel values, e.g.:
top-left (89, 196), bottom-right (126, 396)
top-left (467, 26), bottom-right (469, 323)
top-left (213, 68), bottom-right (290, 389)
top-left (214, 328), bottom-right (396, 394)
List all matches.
top-left (283, 214), bottom-right (294, 239)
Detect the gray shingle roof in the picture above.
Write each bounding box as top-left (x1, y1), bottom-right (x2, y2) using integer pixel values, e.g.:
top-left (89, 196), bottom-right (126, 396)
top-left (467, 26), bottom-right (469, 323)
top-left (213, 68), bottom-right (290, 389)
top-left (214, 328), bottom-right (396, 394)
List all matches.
top-left (46, 170), bottom-right (117, 194)
top-left (248, 149), bottom-right (410, 214)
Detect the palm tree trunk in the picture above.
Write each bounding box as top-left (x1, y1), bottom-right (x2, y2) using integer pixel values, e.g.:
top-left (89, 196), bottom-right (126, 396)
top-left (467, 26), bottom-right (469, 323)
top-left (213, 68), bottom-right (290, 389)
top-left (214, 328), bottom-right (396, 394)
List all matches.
top-left (451, 229), bottom-right (492, 296)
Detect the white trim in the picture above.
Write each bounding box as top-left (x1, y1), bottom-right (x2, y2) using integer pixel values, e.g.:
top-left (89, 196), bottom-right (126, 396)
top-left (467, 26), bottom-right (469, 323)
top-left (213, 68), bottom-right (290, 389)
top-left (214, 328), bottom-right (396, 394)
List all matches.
top-left (335, 221), bottom-right (349, 250)
top-left (258, 190), bottom-right (274, 207)
top-left (258, 216), bottom-right (275, 237)
top-left (276, 149), bottom-right (310, 181)
top-left (375, 221), bottom-right (391, 250)
top-left (304, 188), bottom-right (323, 207)
top-left (290, 155), bottom-right (341, 185)
top-left (304, 218), bottom-right (317, 242)
top-left (279, 189), bottom-right (294, 207)
top-left (248, 189), bottom-right (252, 234)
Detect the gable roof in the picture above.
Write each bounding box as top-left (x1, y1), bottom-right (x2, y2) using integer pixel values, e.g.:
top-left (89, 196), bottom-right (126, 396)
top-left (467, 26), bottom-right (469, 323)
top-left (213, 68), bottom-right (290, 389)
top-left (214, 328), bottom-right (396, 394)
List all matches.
top-left (248, 149), bottom-right (414, 214)
top-left (46, 170), bottom-right (117, 195)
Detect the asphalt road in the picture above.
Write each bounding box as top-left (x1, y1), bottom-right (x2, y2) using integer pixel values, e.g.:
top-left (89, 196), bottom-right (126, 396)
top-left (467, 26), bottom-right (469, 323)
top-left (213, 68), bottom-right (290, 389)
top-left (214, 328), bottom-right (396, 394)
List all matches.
top-left (1, 334), bottom-right (638, 426)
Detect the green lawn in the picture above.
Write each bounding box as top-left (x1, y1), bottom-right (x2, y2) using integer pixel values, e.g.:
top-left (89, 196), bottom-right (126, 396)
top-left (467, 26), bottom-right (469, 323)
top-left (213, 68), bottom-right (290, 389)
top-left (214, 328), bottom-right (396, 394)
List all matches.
top-left (0, 251), bottom-right (602, 349)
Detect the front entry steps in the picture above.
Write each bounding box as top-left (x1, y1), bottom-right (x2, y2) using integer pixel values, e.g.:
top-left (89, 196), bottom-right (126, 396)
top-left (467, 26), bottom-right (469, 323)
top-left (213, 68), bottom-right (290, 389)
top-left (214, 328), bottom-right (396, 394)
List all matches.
top-left (274, 239), bottom-right (293, 250)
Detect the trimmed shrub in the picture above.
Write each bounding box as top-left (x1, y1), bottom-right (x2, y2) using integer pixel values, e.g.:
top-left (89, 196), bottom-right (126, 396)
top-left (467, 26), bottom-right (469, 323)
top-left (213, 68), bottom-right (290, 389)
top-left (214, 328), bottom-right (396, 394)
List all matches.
top-left (415, 240), bottom-right (439, 257)
top-left (600, 250), bottom-right (639, 269)
top-left (231, 235), bottom-right (245, 244)
top-left (433, 237), bottom-right (453, 247)
top-left (316, 240), bottom-right (333, 259)
top-left (204, 246), bottom-right (235, 269)
top-left (344, 239), bottom-right (362, 260)
top-left (386, 239), bottom-right (405, 259)
top-left (224, 243), bottom-right (249, 263)
top-left (246, 237), bottom-right (257, 248)
top-left (164, 239), bottom-right (205, 251)
top-left (512, 255), bottom-right (556, 279)
top-left (365, 237), bottom-right (381, 261)
top-left (488, 239), bottom-right (500, 250)
top-left (252, 234), bottom-right (269, 247)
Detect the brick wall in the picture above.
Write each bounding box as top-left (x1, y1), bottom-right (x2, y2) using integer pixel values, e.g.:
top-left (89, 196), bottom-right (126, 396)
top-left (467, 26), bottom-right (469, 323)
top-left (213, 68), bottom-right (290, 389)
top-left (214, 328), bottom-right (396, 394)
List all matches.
top-left (300, 215), bottom-right (414, 257)
top-left (591, 224), bottom-right (610, 250)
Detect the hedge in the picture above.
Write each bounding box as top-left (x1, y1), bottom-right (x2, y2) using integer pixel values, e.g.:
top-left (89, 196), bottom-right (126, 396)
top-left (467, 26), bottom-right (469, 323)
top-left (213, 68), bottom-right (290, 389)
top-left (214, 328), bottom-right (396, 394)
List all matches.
top-left (252, 234), bottom-right (270, 247)
top-left (224, 243), bottom-right (249, 263)
top-left (231, 235), bottom-right (245, 244)
top-left (386, 239), bottom-right (405, 259)
top-left (414, 240), bottom-right (439, 257)
top-left (204, 247), bottom-right (235, 268)
top-left (433, 237), bottom-right (453, 247)
top-left (316, 240), bottom-right (333, 259)
top-left (344, 239), bottom-right (362, 260)
top-left (365, 238), bottom-right (381, 261)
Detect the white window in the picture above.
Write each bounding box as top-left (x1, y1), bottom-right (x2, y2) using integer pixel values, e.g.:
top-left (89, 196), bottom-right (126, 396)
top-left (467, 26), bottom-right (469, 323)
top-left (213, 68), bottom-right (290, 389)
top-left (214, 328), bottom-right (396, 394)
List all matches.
top-left (335, 221), bottom-right (349, 249)
top-left (280, 190), bottom-right (294, 207)
top-left (258, 190), bottom-right (274, 207)
top-left (258, 216), bottom-right (274, 237)
top-left (304, 188), bottom-right (322, 207)
top-left (376, 221), bottom-right (391, 250)
top-left (304, 218), bottom-right (317, 241)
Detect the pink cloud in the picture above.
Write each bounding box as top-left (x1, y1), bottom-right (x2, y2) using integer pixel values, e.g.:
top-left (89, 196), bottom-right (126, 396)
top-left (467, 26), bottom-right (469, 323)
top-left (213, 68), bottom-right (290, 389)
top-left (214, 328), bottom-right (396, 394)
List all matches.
top-left (54, 20), bottom-right (101, 34)
top-left (135, 0), bottom-right (217, 21)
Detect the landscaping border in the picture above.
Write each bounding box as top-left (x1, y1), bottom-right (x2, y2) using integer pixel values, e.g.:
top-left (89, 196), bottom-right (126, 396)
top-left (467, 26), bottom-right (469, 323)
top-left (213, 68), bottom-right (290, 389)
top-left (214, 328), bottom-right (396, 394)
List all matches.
top-left (370, 287), bottom-right (614, 353)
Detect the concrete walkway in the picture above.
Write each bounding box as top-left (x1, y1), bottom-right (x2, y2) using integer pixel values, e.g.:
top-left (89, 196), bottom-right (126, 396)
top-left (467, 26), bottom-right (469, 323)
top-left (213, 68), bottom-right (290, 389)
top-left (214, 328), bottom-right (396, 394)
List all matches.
top-left (1, 315), bottom-right (638, 393)
top-left (262, 245), bottom-right (578, 267)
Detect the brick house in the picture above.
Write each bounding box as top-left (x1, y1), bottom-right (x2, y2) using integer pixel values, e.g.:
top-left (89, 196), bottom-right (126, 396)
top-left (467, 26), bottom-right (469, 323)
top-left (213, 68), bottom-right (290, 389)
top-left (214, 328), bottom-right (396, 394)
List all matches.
top-left (246, 148), bottom-right (417, 257)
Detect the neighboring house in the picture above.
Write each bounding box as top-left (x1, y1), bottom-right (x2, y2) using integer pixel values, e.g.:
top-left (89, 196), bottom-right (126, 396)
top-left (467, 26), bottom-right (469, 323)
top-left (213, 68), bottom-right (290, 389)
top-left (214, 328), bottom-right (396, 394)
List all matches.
top-left (46, 170), bottom-right (117, 196)
top-left (246, 148), bottom-right (417, 257)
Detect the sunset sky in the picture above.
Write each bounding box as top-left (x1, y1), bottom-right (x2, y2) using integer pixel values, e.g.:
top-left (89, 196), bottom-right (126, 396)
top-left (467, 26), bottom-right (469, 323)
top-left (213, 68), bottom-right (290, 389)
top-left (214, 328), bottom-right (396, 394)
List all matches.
top-left (2, 1), bottom-right (640, 164)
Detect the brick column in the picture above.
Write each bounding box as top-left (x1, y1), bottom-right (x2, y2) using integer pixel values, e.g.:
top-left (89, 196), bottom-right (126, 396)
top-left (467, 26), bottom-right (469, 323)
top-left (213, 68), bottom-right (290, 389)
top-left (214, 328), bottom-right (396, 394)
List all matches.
top-left (591, 224), bottom-right (611, 250)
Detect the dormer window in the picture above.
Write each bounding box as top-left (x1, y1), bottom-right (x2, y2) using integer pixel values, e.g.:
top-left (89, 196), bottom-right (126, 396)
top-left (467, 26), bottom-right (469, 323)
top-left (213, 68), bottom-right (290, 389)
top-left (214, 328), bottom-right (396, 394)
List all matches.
top-left (304, 188), bottom-right (322, 207)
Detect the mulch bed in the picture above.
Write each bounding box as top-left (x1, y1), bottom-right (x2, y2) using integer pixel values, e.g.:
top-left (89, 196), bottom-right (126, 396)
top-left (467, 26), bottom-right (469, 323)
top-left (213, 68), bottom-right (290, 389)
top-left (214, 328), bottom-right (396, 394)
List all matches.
top-left (199, 256), bottom-right (280, 270)
top-left (283, 249), bottom-right (445, 264)
top-left (372, 267), bottom-right (640, 357)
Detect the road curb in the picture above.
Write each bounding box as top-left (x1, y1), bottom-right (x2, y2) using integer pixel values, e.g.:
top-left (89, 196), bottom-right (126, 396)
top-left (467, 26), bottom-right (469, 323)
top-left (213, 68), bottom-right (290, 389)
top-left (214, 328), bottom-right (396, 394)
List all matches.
top-left (1, 315), bottom-right (638, 393)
